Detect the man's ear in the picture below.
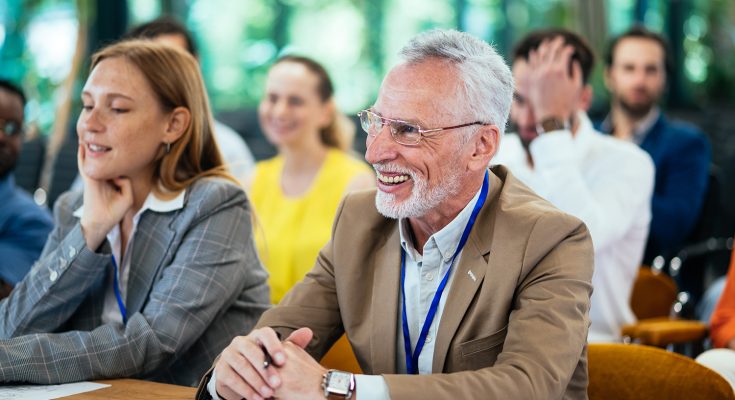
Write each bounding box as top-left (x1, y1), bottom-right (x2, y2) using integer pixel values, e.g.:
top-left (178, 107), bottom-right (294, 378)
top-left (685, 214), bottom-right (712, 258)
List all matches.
top-left (579, 84), bottom-right (593, 112)
top-left (163, 106), bottom-right (191, 144)
top-left (468, 124), bottom-right (499, 172)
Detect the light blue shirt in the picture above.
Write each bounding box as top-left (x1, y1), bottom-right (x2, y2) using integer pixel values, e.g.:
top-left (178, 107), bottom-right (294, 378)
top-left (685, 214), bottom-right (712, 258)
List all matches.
top-left (208, 185), bottom-right (483, 400)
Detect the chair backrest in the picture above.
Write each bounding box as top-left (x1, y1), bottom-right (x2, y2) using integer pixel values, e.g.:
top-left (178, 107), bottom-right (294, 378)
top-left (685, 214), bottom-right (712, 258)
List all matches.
top-left (588, 343), bottom-right (735, 400)
top-left (630, 267), bottom-right (678, 320)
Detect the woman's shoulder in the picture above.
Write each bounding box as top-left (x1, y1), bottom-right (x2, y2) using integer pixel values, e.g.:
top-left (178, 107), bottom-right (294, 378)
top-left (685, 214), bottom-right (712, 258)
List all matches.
top-left (185, 176), bottom-right (249, 213)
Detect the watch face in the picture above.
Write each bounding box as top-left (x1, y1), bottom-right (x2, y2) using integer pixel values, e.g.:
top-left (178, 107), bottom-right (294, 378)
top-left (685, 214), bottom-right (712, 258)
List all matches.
top-left (328, 371), bottom-right (352, 394)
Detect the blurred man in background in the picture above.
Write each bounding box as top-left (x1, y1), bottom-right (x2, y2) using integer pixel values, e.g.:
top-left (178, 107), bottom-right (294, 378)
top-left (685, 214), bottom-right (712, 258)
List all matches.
top-left (0, 80), bottom-right (53, 297)
top-left (599, 26), bottom-right (711, 264)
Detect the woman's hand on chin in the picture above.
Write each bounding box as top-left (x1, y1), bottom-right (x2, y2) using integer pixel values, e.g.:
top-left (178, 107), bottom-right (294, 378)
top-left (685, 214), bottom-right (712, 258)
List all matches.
top-left (77, 144), bottom-right (134, 251)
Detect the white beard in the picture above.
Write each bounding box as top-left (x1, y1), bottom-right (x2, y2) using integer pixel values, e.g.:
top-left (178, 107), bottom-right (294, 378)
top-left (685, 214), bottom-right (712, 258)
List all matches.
top-left (373, 162), bottom-right (463, 220)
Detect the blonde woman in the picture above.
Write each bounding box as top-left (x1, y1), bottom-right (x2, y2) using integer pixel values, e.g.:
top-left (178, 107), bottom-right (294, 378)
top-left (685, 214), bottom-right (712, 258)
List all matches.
top-left (0, 40), bottom-right (269, 386)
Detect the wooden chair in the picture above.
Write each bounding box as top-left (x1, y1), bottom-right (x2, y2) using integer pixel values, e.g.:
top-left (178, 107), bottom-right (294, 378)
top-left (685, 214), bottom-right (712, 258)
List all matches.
top-left (621, 267), bottom-right (707, 348)
top-left (588, 343), bottom-right (735, 400)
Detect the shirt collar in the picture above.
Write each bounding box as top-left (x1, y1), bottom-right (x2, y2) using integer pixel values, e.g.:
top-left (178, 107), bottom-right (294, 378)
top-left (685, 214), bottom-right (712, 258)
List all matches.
top-left (73, 185), bottom-right (186, 219)
top-left (398, 183), bottom-right (483, 262)
top-left (600, 107), bottom-right (660, 145)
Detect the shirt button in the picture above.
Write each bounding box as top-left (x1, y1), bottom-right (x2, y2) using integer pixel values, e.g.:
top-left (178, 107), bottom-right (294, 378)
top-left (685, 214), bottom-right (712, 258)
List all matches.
top-left (425, 335), bottom-right (433, 343)
top-left (424, 273), bottom-right (434, 281)
top-left (68, 247), bottom-right (77, 258)
top-left (49, 270), bottom-right (58, 282)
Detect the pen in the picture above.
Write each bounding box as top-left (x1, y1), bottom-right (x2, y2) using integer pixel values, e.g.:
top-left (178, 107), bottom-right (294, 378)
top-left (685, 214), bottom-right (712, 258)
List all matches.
top-left (262, 344), bottom-right (274, 369)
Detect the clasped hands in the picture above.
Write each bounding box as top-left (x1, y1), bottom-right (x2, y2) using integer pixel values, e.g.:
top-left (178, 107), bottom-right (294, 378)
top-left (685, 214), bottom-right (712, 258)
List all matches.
top-left (214, 327), bottom-right (328, 400)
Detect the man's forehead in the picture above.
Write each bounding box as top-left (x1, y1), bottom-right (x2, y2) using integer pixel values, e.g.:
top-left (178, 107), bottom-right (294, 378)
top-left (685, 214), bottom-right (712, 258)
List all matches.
top-left (0, 89), bottom-right (24, 120)
top-left (615, 38), bottom-right (664, 63)
top-left (374, 60), bottom-right (464, 120)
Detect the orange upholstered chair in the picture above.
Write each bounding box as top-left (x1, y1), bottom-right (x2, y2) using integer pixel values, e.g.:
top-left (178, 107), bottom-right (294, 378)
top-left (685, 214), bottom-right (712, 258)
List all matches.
top-left (588, 343), bottom-right (735, 400)
top-left (621, 267), bottom-right (707, 347)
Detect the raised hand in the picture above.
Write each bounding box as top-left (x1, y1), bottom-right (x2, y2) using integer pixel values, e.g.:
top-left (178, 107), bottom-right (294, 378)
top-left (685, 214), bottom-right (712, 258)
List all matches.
top-left (77, 144), bottom-right (134, 250)
top-left (525, 36), bottom-right (584, 123)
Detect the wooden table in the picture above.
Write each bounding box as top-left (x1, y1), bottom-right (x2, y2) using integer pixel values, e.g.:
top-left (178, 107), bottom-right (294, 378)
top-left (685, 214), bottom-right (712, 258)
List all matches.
top-left (59, 379), bottom-right (196, 399)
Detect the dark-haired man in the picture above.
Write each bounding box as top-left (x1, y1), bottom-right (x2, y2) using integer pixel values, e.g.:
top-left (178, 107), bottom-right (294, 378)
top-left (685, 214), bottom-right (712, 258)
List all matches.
top-left (126, 17), bottom-right (256, 181)
top-left (0, 80), bottom-right (53, 295)
top-left (599, 26), bottom-right (711, 264)
top-left (494, 29), bottom-right (655, 342)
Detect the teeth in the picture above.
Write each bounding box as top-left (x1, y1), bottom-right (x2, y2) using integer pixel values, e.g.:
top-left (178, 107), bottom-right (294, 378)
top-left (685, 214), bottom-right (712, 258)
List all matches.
top-left (377, 171), bottom-right (409, 184)
top-left (88, 143), bottom-right (109, 152)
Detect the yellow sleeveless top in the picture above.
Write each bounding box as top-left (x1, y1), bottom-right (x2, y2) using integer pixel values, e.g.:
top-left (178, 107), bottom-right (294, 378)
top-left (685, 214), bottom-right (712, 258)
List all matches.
top-left (251, 148), bottom-right (371, 303)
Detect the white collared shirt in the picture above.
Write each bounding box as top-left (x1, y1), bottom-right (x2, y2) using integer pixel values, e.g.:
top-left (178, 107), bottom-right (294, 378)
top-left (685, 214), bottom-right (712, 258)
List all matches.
top-left (494, 112), bottom-right (654, 342)
top-left (73, 188), bottom-right (186, 324)
top-left (207, 183), bottom-right (485, 400)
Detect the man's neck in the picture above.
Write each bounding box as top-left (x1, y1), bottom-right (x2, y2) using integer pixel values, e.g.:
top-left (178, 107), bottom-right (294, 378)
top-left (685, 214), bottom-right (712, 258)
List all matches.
top-left (609, 104), bottom-right (652, 141)
top-left (406, 176), bottom-right (483, 253)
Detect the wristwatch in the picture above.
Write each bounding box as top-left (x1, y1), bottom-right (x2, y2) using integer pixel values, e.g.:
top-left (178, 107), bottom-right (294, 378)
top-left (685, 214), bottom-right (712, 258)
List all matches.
top-left (322, 369), bottom-right (356, 399)
top-left (536, 116), bottom-right (570, 134)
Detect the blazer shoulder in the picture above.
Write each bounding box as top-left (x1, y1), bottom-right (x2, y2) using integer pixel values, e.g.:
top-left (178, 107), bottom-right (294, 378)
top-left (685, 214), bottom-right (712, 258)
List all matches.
top-left (185, 177), bottom-right (250, 216)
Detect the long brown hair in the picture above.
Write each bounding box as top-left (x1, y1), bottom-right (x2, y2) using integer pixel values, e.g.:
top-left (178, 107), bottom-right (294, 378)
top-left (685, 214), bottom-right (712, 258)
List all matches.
top-left (272, 55), bottom-right (353, 151)
top-left (90, 40), bottom-right (234, 191)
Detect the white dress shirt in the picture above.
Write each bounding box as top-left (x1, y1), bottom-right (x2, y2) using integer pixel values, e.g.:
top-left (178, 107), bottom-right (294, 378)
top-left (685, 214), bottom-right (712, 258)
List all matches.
top-left (207, 182), bottom-right (484, 400)
top-left (73, 188), bottom-right (186, 324)
top-left (493, 112), bottom-right (654, 342)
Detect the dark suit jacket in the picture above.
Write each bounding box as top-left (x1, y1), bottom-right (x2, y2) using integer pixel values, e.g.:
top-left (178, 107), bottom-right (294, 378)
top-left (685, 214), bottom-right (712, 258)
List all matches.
top-left (198, 166), bottom-right (594, 399)
top-left (598, 114), bottom-right (711, 262)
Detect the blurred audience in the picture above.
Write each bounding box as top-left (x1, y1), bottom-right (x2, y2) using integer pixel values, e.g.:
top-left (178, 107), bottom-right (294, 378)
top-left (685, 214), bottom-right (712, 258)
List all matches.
top-left (0, 41), bottom-right (269, 386)
top-left (126, 17), bottom-right (256, 182)
top-left (696, 247), bottom-right (735, 391)
top-left (0, 80), bottom-right (53, 297)
top-left (598, 26), bottom-right (711, 264)
top-left (494, 28), bottom-right (654, 342)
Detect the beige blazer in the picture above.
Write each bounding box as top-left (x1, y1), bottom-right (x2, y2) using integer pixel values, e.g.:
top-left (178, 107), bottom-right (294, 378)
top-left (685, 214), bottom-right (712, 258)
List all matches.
top-left (198, 165), bottom-right (594, 399)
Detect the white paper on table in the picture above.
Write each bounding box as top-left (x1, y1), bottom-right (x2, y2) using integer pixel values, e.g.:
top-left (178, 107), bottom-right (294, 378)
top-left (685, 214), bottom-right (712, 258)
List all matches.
top-left (0, 381), bottom-right (110, 399)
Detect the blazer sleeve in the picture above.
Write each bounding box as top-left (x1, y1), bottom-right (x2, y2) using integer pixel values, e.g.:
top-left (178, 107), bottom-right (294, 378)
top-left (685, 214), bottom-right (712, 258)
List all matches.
top-left (0, 191), bottom-right (110, 337)
top-left (382, 214), bottom-right (594, 400)
top-left (0, 186), bottom-right (262, 384)
top-left (648, 131), bottom-right (711, 250)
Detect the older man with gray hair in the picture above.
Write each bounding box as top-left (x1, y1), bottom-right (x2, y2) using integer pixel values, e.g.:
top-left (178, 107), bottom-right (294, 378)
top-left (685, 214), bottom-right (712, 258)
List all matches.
top-left (198, 29), bottom-right (593, 400)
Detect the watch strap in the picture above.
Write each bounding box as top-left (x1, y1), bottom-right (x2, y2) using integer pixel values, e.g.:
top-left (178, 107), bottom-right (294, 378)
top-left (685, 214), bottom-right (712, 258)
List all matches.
top-left (536, 116), bottom-right (570, 134)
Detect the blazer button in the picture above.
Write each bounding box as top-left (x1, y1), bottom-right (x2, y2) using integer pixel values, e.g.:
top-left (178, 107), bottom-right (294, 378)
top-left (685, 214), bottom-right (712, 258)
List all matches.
top-left (68, 247), bottom-right (77, 258)
top-left (49, 270), bottom-right (58, 282)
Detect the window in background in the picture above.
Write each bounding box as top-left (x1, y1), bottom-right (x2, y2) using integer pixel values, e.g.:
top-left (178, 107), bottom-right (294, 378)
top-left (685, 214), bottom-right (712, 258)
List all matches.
top-left (0, 0), bottom-right (77, 137)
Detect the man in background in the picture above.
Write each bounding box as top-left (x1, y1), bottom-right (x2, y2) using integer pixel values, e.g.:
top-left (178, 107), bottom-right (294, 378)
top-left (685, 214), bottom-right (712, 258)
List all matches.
top-left (494, 29), bottom-right (654, 342)
top-left (126, 17), bottom-right (256, 182)
top-left (0, 80), bottom-right (53, 297)
top-left (599, 26), bottom-right (711, 264)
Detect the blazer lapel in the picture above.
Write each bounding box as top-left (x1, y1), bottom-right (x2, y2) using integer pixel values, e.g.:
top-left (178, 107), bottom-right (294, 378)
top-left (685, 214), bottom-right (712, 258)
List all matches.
top-left (369, 224), bottom-right (401, 374)
top-left (432, 169), bottom-right (502, 371)
top-left (125, 212), bottom-right (177, 315)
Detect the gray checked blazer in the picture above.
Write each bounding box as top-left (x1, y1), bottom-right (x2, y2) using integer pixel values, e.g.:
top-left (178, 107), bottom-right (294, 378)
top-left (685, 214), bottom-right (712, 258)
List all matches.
top-left (0, 177), bottom-right (270, 387)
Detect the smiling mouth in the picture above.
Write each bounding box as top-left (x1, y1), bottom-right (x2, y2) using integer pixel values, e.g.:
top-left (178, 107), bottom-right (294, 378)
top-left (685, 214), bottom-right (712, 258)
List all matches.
top-left (376, 171), bottom-right (410, 185)
top-left (87, 143), bottom-right (111, 154)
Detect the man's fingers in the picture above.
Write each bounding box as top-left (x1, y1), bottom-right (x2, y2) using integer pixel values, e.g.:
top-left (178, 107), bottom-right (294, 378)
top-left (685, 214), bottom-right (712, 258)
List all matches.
top-left (220, 347), bottom-right (275, 399)
top-left (570, 60), bottom-right (583, 86)
top-left (251, 327), bottom-right (286, 366)
top-left (285, 327), bottom-right (313, 349)
top-left (216, 363), bottom-right (266, 400)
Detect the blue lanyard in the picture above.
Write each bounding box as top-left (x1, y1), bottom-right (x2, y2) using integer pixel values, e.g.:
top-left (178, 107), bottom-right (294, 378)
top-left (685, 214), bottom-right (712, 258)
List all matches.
top-left (401, 170), bottom-right (489, 374)
top-left (110, 255), bottom-right (128, 323)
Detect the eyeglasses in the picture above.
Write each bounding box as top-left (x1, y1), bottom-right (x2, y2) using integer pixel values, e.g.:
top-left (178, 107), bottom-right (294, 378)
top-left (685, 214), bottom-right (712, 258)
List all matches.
top-left (358, 109), bottom-right (487, 146)
top-left (0, 119), bottom-right (23, 138)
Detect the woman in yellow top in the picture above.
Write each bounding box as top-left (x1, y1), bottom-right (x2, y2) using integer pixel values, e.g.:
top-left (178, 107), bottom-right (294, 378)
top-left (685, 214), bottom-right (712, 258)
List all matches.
top-left (249, 55), bottom-right (373, 371)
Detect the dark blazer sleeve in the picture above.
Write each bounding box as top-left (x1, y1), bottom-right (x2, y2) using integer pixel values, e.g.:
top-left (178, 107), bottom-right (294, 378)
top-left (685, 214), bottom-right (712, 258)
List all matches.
top-left (648, 125), bottom-right (711, 250)
top-left (382, 213), bottom-right (594, 400)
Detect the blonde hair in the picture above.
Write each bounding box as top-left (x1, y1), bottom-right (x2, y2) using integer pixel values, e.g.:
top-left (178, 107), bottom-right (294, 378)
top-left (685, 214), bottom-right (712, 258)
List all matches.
top-left (90, 40), bottom-right (235, 191)
top-left (272, 55), bottom-right (353, 152)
